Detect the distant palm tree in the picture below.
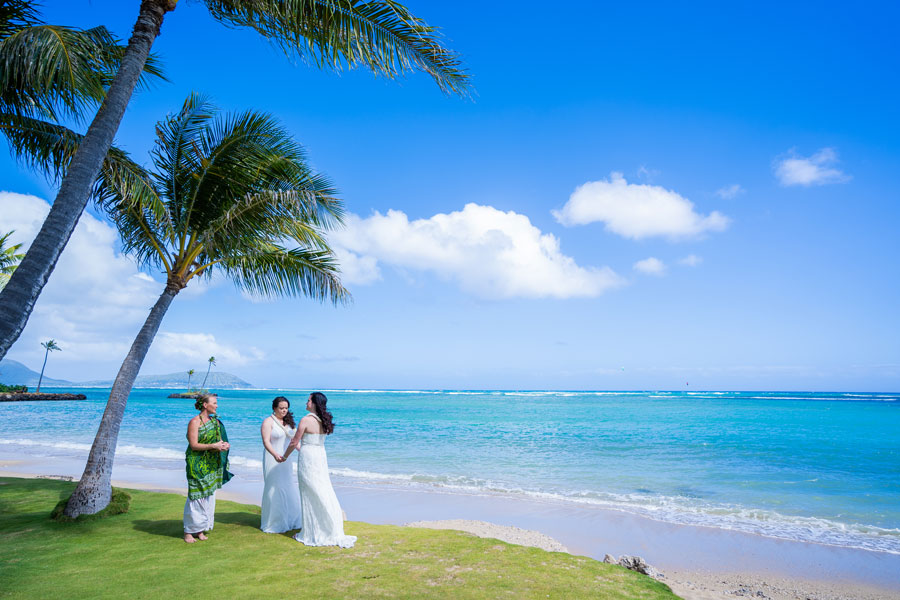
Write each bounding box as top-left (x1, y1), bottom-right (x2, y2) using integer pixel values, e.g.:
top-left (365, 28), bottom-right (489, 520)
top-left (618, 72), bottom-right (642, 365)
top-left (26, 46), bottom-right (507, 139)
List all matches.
top-left (64, 94), bottom-right (348, 517)
top-left (200, 357), bottom-right (216, 391)
top-left (186, 368), bottom-right (195, 392)
top-left (0, 231), bottom-right (24, 289)
top-left (0, 0), bottom-right (470, 363)
top-left (36, 338), bottom-right (60, 393)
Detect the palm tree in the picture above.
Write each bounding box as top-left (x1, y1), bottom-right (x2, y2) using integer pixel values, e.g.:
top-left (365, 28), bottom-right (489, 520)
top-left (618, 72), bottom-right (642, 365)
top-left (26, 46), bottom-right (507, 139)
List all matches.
top-left (0, 0), bottom-right (470, 361)
top-left (0, 231), bottom-right (24, 289)
top-left (64, 94), bottom-right (349, 516)
top-left (36, 338), bottom-right (60, 393)
top-left (186, 368), bottom-right (195, 392)
top-left (0, 0), bottom-right (164, 347)
top-left (200, 356), bottom-right (216, 391)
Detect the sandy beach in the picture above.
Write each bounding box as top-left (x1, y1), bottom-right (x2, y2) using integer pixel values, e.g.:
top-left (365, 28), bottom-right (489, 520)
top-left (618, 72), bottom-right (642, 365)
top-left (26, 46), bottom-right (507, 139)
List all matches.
top-left (3, 457), bottom-right (898, 600)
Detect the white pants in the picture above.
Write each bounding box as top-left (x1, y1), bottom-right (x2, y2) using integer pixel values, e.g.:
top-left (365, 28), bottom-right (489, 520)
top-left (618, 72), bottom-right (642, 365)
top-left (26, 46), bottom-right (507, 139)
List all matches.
top-left (183, 493), bottom-right (216, 533)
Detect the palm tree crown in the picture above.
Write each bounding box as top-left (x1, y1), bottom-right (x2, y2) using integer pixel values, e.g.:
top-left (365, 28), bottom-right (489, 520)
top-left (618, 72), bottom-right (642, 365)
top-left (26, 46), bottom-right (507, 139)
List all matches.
top-left (102, 93), bottom-right (348, 302)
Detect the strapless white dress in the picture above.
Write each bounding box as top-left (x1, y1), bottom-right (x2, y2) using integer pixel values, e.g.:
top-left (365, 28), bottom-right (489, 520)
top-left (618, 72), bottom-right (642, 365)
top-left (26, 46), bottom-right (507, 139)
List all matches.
top-left (293, 432), bottom-right (356, 548)
top-left (261, 416), bottom-right (303, 533)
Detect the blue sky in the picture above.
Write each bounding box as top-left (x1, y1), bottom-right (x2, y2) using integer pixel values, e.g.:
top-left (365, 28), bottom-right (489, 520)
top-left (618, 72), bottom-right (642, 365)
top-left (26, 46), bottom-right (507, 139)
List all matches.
top-left (2, 0), bottom-right (898, 390)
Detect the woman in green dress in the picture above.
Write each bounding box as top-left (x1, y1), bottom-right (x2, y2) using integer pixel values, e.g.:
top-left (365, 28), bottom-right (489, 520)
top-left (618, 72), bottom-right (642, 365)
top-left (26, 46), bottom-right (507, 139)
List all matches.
top-left (183, 393), bottom-right (232, 543)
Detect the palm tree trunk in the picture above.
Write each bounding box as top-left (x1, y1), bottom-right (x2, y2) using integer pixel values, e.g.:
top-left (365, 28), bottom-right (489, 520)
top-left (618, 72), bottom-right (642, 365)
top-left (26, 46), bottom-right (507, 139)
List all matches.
top-left (0, 0), bottom-right (175, 362)
top-left (201, 363), bottom-right (212, 390)
top-left (64, 283), bottom-right (179, 517)
top-left (36, 347), bottom-right (49, 393)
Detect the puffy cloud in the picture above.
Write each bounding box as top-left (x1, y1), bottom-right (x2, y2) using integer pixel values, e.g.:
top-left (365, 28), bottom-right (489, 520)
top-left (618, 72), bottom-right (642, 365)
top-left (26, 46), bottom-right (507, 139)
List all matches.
top-left (774, 148), bottom-right (851, 186)
top-left (678, 254), bottom-right (703, 267)
top-left (331, 204), bottom-right (624, 299)
top-left (553, 172), bottom-right (730, 240)
top-left (716, 184), bottom-right (744, 199)
top-left (1, 191), bottom-right (159, 365)
top-left (332, 246), bottom-right (381, 285)
top-left (153, 332), bottom-right (264, 366)
top-left (633, 257), bottom-right (666, 276)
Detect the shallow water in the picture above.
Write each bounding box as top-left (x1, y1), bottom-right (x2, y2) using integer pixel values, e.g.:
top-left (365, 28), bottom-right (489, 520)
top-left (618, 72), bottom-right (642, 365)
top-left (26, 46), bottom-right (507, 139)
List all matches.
top-left (1, 388), bottom-right (897, 553)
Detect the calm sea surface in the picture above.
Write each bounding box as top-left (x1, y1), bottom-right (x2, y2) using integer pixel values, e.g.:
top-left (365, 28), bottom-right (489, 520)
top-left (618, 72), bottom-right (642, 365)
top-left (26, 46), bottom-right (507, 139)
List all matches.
top-left (1, 389), bottom-right (897, 553)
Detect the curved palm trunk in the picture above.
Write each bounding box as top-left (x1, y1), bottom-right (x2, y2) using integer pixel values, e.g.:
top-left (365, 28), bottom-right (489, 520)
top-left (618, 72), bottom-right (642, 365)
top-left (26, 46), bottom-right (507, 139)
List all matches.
top-left (36, 346), bottom-right (49, 393)
top-left (0, 0), bottom-right (174, 362)
top-left (201, 363), bottom-right (212, 390)
top-left (64, 283), bottom-right (179, 517)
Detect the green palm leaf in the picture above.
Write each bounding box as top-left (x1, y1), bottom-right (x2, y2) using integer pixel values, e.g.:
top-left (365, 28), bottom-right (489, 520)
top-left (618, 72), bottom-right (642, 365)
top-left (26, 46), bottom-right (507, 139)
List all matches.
top-left (0, 24), bottom-right (165, 122)
top-left (102, 94), bottom-right (348, 305)
top-left (204, 0), bottom-right (470, 95)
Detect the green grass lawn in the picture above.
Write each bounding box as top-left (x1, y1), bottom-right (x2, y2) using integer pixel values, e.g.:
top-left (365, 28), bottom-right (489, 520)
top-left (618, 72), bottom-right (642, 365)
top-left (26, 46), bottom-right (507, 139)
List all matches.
top-left (0, 477), bottom-right (679, 599)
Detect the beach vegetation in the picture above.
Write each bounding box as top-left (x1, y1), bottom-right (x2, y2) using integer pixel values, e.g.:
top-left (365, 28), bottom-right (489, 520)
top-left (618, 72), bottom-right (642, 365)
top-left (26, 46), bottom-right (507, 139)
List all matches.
top-left (0, 382), bottom-right (27, 392)
top-left (0, 0), bottom-right (471, 365)
top-left (35, 338), bottom-right (60, 393)
top-left (186, 368), bottom-right (195, 392)
top-left (50, 487), bottom-right (131, 523)
top-left (2, 477), bottom-right (677, 600)
top-left (63, 94), bottom-right (348, 518)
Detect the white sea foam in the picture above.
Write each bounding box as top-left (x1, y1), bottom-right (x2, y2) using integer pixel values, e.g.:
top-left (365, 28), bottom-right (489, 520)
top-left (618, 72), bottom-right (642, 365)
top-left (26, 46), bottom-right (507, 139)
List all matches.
top-left (327, 465), bottom-right (900, 555)
top-left (0, 438), bottom-right (262, 470)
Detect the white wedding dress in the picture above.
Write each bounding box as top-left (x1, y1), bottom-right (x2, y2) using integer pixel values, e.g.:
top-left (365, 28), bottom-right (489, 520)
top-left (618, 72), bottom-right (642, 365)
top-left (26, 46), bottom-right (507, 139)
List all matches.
top-left (293, 417), bottom-right (356, 548)
top-left (261, 415), bottom-right (303, 533)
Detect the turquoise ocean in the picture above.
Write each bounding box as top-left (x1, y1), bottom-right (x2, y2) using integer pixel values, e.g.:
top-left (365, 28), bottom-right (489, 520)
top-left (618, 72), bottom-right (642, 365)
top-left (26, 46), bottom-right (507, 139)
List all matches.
top-left (1, 388), bottom-right (897, 554)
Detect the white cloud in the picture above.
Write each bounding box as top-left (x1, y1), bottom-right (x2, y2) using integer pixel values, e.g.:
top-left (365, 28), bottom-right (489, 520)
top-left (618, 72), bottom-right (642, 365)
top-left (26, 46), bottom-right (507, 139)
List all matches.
top-left (716, 184), bottom-right (744, 199)
top-left (153, 332), bottom-right (264, 366)
top-left (678, 254), bottom-right (703, 267)
top-left (774, 148), bottom-right (851, 187)
top-left (332, 246), bottom-right (381, 285)
top-left (331, 204), bottom-right (624, 299)
top-left (553, 172), bottom-right (730, 240)
top-left (1, 191), bottom-right (160, 365)
top-left (633, 257), bottom-right (666, 276)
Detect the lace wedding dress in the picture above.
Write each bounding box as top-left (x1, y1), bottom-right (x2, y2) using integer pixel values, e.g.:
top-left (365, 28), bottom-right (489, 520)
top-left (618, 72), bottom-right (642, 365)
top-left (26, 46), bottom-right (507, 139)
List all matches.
top-left (260, 415), bottom-right (303, 533)
top-left (293, 423), bottom-right (356, 548)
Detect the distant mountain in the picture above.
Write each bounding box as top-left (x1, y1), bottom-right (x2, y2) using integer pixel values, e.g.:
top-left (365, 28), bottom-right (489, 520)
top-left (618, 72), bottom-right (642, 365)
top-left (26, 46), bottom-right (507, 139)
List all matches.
top-left (75, 370), bottom-right (254, 390)
top-left (0, 359), bottom-right (72, 387)
top-left (0, 359), bottom-right (252, 389)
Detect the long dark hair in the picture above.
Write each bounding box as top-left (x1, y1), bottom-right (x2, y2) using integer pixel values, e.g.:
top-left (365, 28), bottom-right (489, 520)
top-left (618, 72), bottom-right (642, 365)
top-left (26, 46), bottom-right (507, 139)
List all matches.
top-left (272, 396), bottom-right (295, 429)
top-left (309, 392), bottom-right (334, 434)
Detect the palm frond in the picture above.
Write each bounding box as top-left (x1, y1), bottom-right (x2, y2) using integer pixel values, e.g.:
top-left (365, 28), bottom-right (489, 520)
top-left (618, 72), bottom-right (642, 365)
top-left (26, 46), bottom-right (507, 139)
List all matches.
top-left (182, 107), bottom-right (342, 236)
top-left (150, 92), bottom-right (216, 230)
top-left (203, 0), bottom-right (470, 95)
top-left (0, 230), bottom-right (24, 274)
top-left (218, 241), bottom-right (349, 304)
top-left (0, 24), bottom-right (166, 122)
top-left (0, 0), bottom-right (39, 40)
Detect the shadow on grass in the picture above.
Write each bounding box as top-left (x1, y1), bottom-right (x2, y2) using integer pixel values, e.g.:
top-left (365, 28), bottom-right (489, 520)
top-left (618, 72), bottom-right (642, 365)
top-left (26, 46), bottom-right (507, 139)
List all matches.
top-left (215, 511), bottom-right (263, 528)
top-left (133, 519), bottom-right (183, 538)
top-left (133, 511), bottom-right (263, 539)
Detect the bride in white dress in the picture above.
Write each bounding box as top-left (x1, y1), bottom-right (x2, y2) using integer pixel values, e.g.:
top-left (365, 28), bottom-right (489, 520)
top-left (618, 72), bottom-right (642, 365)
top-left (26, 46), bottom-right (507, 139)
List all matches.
top-left (260, 396), bottom-right (303, 533)
top-left (282, 392), bottom-right (356, 548)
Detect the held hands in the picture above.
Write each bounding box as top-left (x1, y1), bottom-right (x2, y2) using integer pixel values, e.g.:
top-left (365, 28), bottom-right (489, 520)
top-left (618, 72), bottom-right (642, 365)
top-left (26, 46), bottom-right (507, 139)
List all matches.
top-left (274, 454), bottom-right (285, 463)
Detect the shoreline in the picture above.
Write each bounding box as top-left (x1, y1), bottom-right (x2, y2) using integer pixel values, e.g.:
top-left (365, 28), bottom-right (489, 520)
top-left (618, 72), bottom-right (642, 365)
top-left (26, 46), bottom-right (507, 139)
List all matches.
top-left (2, 459), bottom-right (898, 600)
